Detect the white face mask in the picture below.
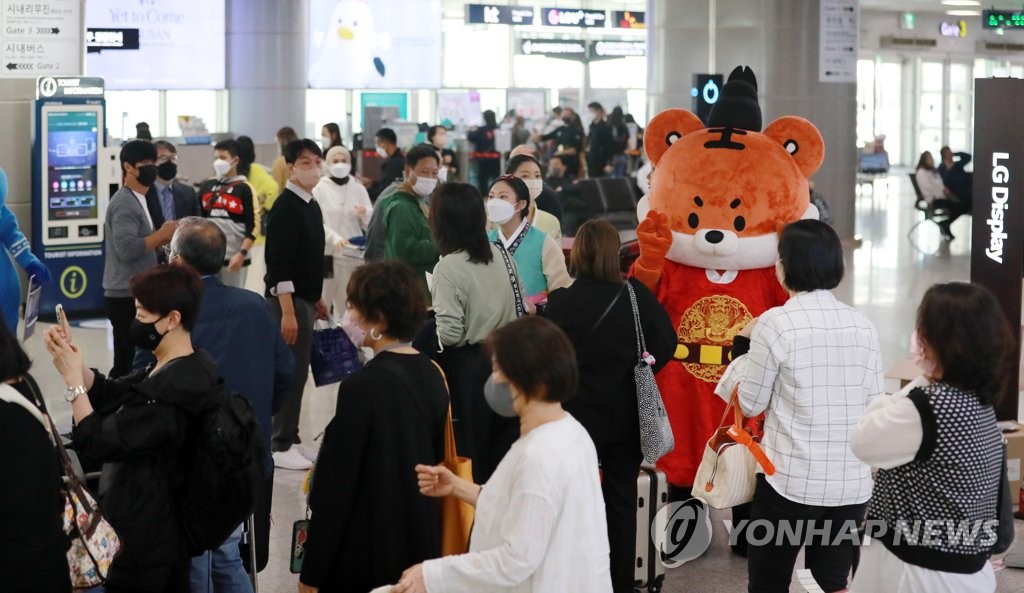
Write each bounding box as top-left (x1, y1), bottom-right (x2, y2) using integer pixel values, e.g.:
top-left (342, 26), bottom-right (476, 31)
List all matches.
top-left (213, 158), bottom-right (232, 178)
top-left (328, 162), bottom-right (352, 178)
top-left (341, 310), bottom-right (367, 348)
top-left (413, 176), bottom-right (438, 197)
top-left (321, 137), bottom-right (331, 150)
top-left (376, 146), bottom-right (388, 159)
top-left (523, 178), bottom-right (543, 200)
top-left (487, 199), bottom-right (516, 225)
top-left (437, 166), bottom-right (448, 182)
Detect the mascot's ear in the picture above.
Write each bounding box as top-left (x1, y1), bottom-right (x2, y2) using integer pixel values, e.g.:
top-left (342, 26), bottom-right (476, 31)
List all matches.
top-left (763, 116), bottom-right (825, 178)
top-left (644, 109), bottom-right (704, 167)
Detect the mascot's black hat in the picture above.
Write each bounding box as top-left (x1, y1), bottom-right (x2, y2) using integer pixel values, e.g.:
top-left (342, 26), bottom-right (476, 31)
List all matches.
top-left (707, 66), bottom-right (762, 132)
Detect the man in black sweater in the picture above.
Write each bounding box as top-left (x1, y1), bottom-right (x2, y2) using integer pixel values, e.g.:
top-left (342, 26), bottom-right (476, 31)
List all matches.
top-left (264, 138), bottom-right (329, 470)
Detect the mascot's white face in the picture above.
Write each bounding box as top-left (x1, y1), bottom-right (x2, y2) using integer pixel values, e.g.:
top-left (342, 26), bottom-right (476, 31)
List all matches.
top-left (637, 194), bottom-right (818, 271)
top-left (326, 0), bottom-right (375, 46)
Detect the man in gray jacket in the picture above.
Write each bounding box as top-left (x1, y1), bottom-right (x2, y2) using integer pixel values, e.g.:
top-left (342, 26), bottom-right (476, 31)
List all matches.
top-left (102, 140), bottom-right (177, 377)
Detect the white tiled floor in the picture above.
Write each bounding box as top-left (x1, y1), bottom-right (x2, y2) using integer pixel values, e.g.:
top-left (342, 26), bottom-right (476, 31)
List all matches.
top-left (18, 172), bottom-right (1024, 592)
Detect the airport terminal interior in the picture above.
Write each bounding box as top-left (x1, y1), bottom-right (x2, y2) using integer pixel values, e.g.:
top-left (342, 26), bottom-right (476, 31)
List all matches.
top-left (8, 0), bottom-right (1024, 592)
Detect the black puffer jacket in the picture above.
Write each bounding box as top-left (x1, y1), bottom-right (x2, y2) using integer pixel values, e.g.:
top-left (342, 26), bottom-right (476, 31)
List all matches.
top-left (72, 351), bottom-right (221, 590)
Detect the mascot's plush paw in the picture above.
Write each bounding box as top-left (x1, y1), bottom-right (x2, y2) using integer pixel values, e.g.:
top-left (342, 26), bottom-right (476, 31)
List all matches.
top-left (633, 211), bottom-right (672, 290)
top-left (25, 261), bottom-right (51, 284)
top-left (637, 210), bottom-right (673, 262)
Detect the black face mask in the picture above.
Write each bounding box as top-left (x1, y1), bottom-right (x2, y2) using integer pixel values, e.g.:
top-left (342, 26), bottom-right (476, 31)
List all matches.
top-left (136, 164), bottom-right (158, 187)
top-left (157, 161), bottom-right (178, 181)
top-left (129, 316), bottom-right (167, 352)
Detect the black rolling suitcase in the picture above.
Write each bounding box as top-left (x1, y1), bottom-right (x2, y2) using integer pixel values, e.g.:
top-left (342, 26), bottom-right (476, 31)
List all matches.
top-left (635, 465), bottom-right (668, 592)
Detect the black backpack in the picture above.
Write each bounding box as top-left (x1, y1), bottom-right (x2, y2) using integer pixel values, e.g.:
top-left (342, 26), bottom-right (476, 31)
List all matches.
top-left (174, 380), bottom-right (264, 555)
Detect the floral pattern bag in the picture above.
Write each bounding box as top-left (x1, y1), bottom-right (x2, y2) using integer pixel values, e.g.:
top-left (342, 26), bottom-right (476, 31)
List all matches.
top-left (62, 478), bottom-right (120, 587)
top-left (15, 380), bottom-right (122, 588)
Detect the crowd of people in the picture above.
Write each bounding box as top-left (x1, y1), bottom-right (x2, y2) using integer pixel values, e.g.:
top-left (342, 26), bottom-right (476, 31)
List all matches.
top-left (0, 119), bottom-right (1013, 593)
top-left (432, 102), bottom-right (643, 196)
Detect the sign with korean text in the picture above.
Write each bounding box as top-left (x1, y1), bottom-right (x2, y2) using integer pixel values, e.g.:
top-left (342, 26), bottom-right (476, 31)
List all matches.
top-left (541, 8), bottom-right (606, 28)
top-left (0, 0), bottom-right (81, 78)
top-left (819, 0), bottom-right (858, 83)
top-left (465, 4), bottom-right (535, 25)
top-left (86, 28), bottom-right (141, 52)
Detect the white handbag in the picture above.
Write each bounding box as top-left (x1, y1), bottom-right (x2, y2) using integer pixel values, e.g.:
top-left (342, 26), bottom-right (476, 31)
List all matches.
top-left (692, 386), bottom-right (775, 509)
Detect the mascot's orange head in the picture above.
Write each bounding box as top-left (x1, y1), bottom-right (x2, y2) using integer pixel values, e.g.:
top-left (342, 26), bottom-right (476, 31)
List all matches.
top-left (638, 66), bottom-right (824, 270)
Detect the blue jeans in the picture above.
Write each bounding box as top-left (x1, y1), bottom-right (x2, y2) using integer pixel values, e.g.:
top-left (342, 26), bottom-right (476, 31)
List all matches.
top-left (190, 524), bottom-right (253, 593)
top-left (611, 154), bottom-right (628, 178)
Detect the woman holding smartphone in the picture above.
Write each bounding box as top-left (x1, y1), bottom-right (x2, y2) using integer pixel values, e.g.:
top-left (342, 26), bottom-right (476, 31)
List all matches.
top-left (45, 264), bottom-right (213, 593)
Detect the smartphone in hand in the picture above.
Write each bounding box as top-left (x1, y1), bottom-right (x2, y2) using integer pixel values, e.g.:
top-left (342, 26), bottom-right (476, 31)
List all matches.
top-left (55, 304), bottom-right (71, 341)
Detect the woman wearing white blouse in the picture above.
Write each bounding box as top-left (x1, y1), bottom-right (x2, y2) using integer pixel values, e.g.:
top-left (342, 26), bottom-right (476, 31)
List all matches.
top-left (394, 317), bottom-right (613, 593)
top-left (914, 150), bottom-right (963, 241)
top-left (849, 283), bottom-right (1011, 593)
top-left (313, 145), bottom-right (373, 315)
top-left (714, 220), bottom-right (884, 593)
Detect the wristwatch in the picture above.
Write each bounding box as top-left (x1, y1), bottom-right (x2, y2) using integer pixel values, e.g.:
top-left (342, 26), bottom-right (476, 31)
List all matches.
top-left (239, 249), bottom-right (249, 257)
top-left (64, 385), bottom-right (87, 403)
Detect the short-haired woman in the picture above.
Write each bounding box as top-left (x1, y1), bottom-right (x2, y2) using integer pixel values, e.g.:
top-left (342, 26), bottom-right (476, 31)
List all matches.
top-left (298, 261), bottom-right (449, 593)
top-left (543, 219), bottom-right (676, 593)
top-left (0, 324), bottom-right (70, 593)
top-left (429, 182), bottom-right (523, 483)
top-left (44, 264), bottom-right (212, 593)
top-left (395, 316), bottom-right (613, 593)
top-left (714, 219), bottom-right (884, 593)
top-left (849, 283), bottom-right (1013, 593)
top-left (485, 175), bottom-right (571, 307)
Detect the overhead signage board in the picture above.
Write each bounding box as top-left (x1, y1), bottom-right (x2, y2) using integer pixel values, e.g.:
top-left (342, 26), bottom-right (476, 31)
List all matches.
top-left (541, 8), bottom-right (606, 28)
top-left (612, 10), bottom-right (645, 29)
top-left (465, 4), bottom-right (536, 25)
top-left (86, 28), bottom-right (141, 52)
top-left (589, 40), bottom-right (645, 59)
top-left (521, 39), bottom-right (645, 61)
top-left (819, 0), bottom-right (858, 83)
top-left (520, 38), bottom-right (586, 59)
top-left (0, 0), bottom-right (82, 78)
top-left (984, 10), bottom-right (1024, 30)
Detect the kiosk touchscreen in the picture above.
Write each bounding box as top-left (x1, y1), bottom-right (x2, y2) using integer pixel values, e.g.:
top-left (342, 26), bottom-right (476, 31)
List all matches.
top-left (32, 77), bottom-right (108, 316)
top-left (41, 105), bottom-right (104, 245)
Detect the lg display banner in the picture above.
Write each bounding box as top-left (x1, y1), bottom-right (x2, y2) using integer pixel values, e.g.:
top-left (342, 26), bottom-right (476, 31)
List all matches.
top-left (971, 78), bottom-right (1024, 420)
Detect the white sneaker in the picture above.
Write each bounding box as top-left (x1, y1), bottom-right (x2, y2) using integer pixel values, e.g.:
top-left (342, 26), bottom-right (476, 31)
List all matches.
top-left (273, 446), bottom-right (313, 470)
top-left (297, 444), bottom-right (320, 463)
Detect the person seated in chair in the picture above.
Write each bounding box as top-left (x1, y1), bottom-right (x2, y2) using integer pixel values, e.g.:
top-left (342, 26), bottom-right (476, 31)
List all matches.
top-left (937, 146), bottom-right (973, 212)
top-left (915, 151), bottom-right (964, 242)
